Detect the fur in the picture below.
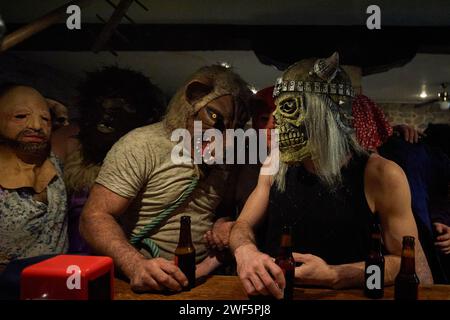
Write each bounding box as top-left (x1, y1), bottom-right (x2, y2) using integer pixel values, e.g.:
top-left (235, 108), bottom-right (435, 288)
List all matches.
top-left (163, 65), bottom-right (252, 134)
top-left (76, 66), bottom-right (166, 165)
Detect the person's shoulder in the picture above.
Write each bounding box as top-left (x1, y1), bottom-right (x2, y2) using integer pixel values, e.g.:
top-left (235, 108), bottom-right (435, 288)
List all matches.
top-left (122, 121), bottom-right (161, 137)
top-left (365, 153), bottom-right (407, 189)
top-left (116, 122), bottom-right (165, 147)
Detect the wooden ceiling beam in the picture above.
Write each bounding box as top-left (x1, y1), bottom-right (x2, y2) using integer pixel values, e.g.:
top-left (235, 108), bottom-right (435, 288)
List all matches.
top-left (0, 0), bottom-right (94, 53)
top-left (91, 0), bottom-right (134, 53)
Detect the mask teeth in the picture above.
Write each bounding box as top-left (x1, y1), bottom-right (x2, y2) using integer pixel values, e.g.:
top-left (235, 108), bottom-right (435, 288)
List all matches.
top-left (202, 139), bottom-right (214, 156)
top-left (202, 140), bottom-right (216, 162)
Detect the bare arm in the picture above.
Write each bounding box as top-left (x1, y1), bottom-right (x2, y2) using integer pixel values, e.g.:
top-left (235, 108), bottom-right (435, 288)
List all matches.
top-left (332, 256), bottom-right (400, 288)
top-left (293, 253), bottom-right (400, 289)
top-left (79, 183), bottom-right (140, 277)
top-left (294, 154), bottom-right (433, 288)
top-left (230, 173), bottom-right (271, 253)
top-left (368, 155), bottom-right (433, 285)
top-left (230, 173), bottom-right (286, 299)
top-left (80, 183), bottom-right (188, 291)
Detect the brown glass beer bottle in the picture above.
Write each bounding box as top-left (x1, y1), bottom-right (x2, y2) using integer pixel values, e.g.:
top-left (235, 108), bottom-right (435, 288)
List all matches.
top-left (364, 214), bottom-right (385, 299)
top-left (275, 226), bottom-right (295, 300)
top-left (175, 215), bottom-right (196, 290)
top-left (394, 236), bottom-right (420, 300)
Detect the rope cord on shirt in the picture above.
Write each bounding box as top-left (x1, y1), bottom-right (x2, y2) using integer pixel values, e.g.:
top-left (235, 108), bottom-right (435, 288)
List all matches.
top-left (129, 177), bottom-right (199, 258)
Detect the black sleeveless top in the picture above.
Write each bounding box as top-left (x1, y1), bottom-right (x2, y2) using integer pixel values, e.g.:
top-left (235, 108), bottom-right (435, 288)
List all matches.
top-left (264, 153), bottom-right (373, 265)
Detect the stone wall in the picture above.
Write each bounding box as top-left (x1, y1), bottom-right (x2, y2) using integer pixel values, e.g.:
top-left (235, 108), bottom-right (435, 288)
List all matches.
top-left (377, 103), bottom-right (450, 131)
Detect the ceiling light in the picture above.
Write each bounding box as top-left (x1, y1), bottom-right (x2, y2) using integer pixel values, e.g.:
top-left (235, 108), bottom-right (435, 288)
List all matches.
top-left (438, 83), bottom-right (449, 109)
top-left (419, 91), bottom-right (427, 99)
top-left (249, 86), bottom-right (258, 94)
top-left (220, 62), bottom-right (231, 69)
top-left (438, 83), bottom-right (448, 101)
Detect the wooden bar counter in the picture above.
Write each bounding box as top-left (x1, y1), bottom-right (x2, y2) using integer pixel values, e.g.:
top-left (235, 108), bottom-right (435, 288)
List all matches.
top-left (115, 275), bottom-right (450, 300)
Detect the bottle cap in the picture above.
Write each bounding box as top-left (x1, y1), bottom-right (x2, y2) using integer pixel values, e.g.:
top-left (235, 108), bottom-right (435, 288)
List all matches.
top-left (402, 236), bottom-right (415, 246)
top-left (181, 215), bottom-right (191, 223)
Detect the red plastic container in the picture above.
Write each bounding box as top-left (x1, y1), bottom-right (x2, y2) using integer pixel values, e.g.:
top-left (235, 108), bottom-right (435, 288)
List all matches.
top-left (20, 255), bottom-right (114, 300)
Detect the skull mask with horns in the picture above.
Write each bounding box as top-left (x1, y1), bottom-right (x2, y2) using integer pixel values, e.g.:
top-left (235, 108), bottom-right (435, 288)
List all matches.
top-left (273, 52), bottom-right (356, 164)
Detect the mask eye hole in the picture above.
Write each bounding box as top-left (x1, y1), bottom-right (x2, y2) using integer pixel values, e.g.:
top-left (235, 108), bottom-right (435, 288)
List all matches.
top-left (280, 99), bottom-right (296, 114)
top-left (277, 97), bottom-right (302, 119)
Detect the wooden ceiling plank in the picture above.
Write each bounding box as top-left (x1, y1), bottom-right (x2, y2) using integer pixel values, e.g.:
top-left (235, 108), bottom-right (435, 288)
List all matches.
top-left (0, 0), bottom-right (94, 53)
top-left (91, 0), bottom-right (134, 53)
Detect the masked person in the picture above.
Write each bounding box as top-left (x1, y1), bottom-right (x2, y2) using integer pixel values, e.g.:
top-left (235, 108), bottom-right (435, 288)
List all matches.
top-left (80, 65), bottom-right (252, 292)
top-left (0, 84), bottom-right (67, 270)
top-left (207, 86), bottom-right (420, 252)
top-left (352, 94), bottom-right (448, 282)
top-left (52, 66), bottom-right (166, 254)
top-left (229, 53), bottom-right (433, 299)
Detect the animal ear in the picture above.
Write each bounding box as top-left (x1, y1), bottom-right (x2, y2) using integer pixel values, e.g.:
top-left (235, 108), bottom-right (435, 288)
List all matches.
top-left (185, 80), bottom-right (213, 104)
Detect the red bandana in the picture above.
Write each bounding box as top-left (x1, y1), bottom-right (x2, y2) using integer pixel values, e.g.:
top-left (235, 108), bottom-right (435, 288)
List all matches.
top-left (352, 94), bottom-right (393, 150)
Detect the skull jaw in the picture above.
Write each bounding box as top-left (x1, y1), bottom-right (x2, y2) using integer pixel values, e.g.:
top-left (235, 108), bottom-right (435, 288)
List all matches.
top-left (280, 142), bottom-right (311, 164)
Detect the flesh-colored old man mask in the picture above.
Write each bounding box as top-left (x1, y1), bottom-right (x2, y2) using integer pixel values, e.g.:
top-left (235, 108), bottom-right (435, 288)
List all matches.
top-left (0, 85), bottom-right (57, 193)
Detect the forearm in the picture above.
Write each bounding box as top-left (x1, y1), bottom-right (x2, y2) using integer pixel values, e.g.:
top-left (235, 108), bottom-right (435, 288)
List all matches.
top-left (80, 212), bottom-right (144, 278)
top-left (229, 220), bottom-right (258, 254)
top-left (329, 255), bottom-right (400, 289)
top-left (230, 174), bottom-right (270, 255)
top-left (416, 243), bottom-right (434, 285)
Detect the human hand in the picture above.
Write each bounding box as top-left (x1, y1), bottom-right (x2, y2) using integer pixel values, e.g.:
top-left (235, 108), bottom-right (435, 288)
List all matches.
top-left (434, 223), bottom-right (450, 255)
top-left (235, 244), bottom-right (285, 299)
top-left (128, 257), bottom-right (188, 292)
top-left (204, 217), bottom-right (235, 250)
top-left (293, 253), bottom-right (337, 288)
top-left (394, 124), bottom-right (421, 143)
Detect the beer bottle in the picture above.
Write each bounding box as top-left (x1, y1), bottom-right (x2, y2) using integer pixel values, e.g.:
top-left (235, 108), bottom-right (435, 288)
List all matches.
top-left (175, 215), bottom-right (196, 290)
top-left (364, 214), bottom-right (385, 299)
top-left (394, 236), bottom-right (420, 300)
top-left (274, 226), bottom-right (295, 300)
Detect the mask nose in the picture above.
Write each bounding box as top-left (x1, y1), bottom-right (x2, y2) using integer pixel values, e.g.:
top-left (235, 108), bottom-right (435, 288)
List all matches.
top-left (27, 115), bottom-right (43, 131)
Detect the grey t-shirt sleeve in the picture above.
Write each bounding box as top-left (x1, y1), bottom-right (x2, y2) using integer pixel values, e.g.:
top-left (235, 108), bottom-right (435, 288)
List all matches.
top-left (96, 130), bottom-right (152, 199)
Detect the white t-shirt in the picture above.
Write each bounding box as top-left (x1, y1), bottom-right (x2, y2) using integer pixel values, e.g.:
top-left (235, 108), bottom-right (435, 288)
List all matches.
top-left (96, 122), bottom-right (231, 262)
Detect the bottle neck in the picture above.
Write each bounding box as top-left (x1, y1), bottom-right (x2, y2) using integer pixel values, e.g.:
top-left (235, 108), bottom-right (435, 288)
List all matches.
top-left (178, 219), bottom-right (193, 247)
top-left (279, 233), bottom-right (293, 257)
top-left (369, 219), bottom-right (383, 254)
top-left (370, 233), bottom-right (382, 254)
top-left (399, 246), bottom-right (416, 274)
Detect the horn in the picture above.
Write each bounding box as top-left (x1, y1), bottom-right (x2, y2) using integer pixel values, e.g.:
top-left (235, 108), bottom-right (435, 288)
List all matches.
top-left (313, 52), bottom-right (340, 82)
